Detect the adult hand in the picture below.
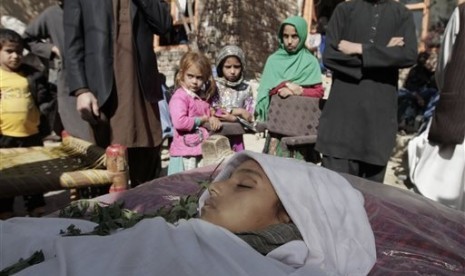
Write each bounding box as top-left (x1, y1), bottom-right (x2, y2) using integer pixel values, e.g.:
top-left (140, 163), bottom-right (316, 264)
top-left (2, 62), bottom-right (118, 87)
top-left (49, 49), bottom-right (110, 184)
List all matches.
top-left (387, 37), bottom-right (404, 47)
top-left (216, 113), bottom-right (238, 122)
top-left (237, 108), bottom-right (253, 122)
top-left (338, 40), bottom-right (362, 55)
top-left (51, 45), bottom-right (61, 58)
top-left (76, 91), bottom-right (99, 125)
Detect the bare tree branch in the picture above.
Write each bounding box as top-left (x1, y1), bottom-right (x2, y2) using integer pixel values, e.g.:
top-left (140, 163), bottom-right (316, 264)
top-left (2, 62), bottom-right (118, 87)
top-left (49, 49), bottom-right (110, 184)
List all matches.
top-left (175, 0), bottom-right (192, 34)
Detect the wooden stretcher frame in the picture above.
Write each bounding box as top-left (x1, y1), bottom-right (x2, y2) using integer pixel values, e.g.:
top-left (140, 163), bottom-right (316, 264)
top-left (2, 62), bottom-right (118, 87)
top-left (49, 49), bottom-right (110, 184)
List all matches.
top-left (0, 133), bottom-right (129, 198)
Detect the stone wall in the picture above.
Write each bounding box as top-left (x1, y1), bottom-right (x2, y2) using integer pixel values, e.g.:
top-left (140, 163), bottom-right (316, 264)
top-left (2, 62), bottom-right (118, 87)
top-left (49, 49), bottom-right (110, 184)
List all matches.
top-left (156, 45), bottom-right (189, 87)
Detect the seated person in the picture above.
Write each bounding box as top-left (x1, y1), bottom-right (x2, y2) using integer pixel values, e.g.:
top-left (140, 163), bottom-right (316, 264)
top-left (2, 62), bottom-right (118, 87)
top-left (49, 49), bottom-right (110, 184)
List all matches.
top-left (398, 51), bottom-right (438, 133)
top-left (254, 16), bottom-right (324, 159)
top-left (1, 151), bottom-right (376, 275)
top-left (255, 16), bottom-right (323, 122)
top-left (211, 45), bottom-right (254, 152)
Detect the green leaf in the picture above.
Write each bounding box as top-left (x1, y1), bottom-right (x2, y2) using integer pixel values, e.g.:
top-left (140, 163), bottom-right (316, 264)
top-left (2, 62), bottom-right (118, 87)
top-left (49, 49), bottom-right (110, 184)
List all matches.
top-left (0, 250), bottom-right (45, 275)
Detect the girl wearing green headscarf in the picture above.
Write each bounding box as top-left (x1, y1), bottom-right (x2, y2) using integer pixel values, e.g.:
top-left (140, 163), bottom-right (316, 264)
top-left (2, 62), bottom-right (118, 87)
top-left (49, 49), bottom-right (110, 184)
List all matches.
top-left (255, 16), bottom-right (323, 122)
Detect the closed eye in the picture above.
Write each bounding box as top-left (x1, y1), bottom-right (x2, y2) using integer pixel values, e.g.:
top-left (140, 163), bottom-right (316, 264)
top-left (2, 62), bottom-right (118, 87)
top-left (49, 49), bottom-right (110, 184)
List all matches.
top-left (237, 184), bottom-right (252, 189)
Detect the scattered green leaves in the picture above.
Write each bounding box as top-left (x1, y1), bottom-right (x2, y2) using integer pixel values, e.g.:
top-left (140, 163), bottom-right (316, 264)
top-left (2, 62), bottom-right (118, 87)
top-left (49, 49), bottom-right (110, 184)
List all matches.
top-left (0, 251), bottom-right (44, 276)
top-left (58, 178), bottom-right (213, 236)
top-left (2, 167), bottom-right (223, 272)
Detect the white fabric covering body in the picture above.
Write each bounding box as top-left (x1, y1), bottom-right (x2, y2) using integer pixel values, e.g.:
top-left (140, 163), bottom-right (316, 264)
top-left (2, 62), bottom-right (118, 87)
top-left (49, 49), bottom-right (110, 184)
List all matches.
top-left (1, 151), bottom-right (376, 275)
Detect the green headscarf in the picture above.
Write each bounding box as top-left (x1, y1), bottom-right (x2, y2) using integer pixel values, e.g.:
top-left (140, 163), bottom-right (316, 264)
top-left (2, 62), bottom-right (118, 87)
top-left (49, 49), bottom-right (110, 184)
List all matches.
top-left (255, 16), bottom-right (322, 121)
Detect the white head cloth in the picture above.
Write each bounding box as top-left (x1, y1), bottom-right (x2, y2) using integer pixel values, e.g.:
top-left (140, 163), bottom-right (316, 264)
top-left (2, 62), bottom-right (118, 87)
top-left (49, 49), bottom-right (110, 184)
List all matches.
top-left (199, 151), bottom-right (376, 275)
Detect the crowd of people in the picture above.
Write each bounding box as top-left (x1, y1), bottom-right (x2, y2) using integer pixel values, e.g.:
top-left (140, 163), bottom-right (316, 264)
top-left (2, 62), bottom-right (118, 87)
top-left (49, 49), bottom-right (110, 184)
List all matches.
top-left (0, 0), bottom-right (463, 217)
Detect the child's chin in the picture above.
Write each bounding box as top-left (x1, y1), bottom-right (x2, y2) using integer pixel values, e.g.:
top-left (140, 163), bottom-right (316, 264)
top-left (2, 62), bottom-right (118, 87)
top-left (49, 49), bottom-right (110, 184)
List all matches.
top-left (226, 77), bottom-right (240, 82)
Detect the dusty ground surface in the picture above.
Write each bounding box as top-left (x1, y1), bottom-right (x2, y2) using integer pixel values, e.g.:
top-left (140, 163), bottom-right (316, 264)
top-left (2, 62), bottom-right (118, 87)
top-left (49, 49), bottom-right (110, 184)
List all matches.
top-left (12, 133), bottom-right (414, 217)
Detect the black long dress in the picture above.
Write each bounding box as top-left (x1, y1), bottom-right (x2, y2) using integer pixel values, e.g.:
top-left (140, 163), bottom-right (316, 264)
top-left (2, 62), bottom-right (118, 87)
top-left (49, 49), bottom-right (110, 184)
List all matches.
top-left (315, 0), bottom-right (417, 166)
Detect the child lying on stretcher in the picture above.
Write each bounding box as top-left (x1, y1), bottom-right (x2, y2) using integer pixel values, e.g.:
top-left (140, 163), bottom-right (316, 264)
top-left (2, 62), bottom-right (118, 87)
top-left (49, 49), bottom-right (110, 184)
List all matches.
top-left (1, 151), bottom-right (376, 275)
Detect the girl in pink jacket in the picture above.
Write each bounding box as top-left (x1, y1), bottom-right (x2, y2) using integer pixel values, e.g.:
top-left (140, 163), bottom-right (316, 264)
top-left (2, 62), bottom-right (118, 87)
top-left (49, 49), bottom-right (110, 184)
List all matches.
top-left (168, 51), bottom-right (221, 175)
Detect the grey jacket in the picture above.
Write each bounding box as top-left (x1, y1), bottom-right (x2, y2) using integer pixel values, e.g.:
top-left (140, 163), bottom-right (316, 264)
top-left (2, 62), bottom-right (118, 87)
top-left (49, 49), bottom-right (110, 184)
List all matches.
top-left (64, 0), bottom-right (172, 104)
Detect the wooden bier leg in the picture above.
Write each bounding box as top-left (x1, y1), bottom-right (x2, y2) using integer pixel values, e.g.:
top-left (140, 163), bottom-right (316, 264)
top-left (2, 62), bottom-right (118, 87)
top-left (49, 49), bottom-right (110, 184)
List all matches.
top-left (105, 144), bottom-right (129, 193)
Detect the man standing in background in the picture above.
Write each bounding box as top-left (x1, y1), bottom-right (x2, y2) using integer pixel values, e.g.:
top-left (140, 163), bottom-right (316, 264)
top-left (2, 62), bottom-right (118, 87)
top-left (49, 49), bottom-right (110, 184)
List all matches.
top-left (64, 0), bottom-right (172, 186)
top-left (24, 0), bottom-right (92, 142)
top-left (316, 0), bottom-right (417, 182)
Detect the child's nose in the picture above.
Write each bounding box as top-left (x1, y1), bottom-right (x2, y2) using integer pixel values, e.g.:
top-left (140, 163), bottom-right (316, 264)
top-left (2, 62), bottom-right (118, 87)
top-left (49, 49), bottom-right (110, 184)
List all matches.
top-left (208, 182), bottom-right (220, 196)
top-left (209, 180), bottom-right (228, 195)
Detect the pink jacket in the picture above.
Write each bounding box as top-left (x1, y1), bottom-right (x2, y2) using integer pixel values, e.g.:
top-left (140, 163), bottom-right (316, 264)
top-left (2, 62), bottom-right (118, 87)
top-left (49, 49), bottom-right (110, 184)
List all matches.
top-left (169, 87), bottom-right (211, 157)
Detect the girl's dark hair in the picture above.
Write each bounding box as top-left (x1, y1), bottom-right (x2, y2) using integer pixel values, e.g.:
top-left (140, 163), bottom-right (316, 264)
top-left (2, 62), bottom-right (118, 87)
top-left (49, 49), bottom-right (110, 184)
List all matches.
top-left (0, 28), bottom-right (24, 49)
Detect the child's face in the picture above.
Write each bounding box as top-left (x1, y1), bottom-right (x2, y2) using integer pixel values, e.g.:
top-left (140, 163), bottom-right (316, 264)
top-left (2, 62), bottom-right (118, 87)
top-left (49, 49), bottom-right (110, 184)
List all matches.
top-left (182, 64), bottom-right (205, 93)
top-left (282, 24), bottom-right (300, 53)
top-left (0, 42), bottom-right (23, 72)
top-left (310, 25), bottom-right (317, 34)
top-left (221, 56), bottom-right (242, 82)
top-left (200, 160), bottom-right (288, 233)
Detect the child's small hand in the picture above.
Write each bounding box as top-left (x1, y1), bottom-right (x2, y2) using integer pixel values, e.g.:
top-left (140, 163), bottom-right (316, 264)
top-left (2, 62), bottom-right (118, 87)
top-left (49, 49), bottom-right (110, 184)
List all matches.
top-left (216, 113), bottom-right (237, 122)
top-left (208, 116), bottom-right (222, 131)
top-left (236, 108), bottom-right (253, 122)
top-left (278, 87), bottom-right (294, 98)
top-left (286, 82), bottom-right (303, 96)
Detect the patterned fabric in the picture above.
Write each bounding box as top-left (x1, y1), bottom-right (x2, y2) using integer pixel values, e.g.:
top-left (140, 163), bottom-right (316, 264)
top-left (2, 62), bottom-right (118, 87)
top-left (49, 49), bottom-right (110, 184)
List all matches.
top-left (215, 45), bottom-right (246, 79)
top-left (212, 81), bottom-right (254, 113)
top-left (236, 223), bottom-right (303, 255)
top-left (0, 135), bottom-right (111, 197)
top-left (261, 95), bottom-right (321, 162)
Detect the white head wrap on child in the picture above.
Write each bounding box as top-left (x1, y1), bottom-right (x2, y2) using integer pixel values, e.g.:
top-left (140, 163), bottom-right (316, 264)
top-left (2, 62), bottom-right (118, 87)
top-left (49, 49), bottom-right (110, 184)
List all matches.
top-left (215, 45), bottom-right (246, 78)
top-left (199, 151), bottom-right (377, 275)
